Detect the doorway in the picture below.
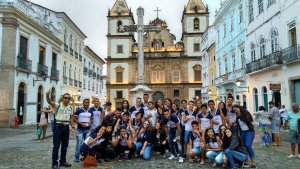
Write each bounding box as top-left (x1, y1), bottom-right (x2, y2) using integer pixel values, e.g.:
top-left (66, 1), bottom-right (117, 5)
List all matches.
top-left (17, 82), bottom-right (26, 124)
top-left (37, 85), bottom-right (44, 123)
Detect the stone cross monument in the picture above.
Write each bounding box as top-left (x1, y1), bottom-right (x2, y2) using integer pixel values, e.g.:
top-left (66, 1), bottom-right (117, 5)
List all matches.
top-left (118, 7), bottom-right (161, 103)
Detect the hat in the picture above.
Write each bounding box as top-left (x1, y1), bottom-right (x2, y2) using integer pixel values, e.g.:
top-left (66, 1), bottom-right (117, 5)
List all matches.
top-left (268, 101), bottom-right (274, 104)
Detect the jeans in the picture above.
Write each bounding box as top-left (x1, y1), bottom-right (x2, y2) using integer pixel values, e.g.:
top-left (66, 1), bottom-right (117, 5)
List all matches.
top-left (152, 142), bottom-right (167, 155)
top-left (184, 130), bottom-right (191, 144)
top-left (75, 128), bottom-right (91, 161)
top-left (241, 130), bottom-right (255, 159)
top-left (168, 128), bottom-right (182, 157)
top-left (52, 124), bottom-right (70, 166)
top-left (135, 142), bottom-right (152, 160)
top-left (224, 149), bottom-right (248, 169)
top-left (206, 151), bottom-right (223, 164)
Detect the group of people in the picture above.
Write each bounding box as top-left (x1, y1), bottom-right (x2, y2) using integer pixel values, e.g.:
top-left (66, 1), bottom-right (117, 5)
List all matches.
top-left (44, 89), bottom-right (300, 169)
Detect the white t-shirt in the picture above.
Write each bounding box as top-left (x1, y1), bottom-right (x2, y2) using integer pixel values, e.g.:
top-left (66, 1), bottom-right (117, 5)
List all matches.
top-left (145, 109), bottom-right (158, 127)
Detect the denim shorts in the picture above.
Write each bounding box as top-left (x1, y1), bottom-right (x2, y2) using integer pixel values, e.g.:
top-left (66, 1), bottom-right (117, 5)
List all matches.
top-left (192, 147), bottom-right (201, 155)
top-left (289, 130), bottom-right (300, 144)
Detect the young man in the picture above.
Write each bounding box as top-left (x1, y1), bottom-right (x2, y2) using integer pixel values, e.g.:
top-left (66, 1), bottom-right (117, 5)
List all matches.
top-left (129, 97), bottom-right (144, 119)
top-left (102, 107), bottom-right (122, 134)
top-left (285, 103), bottom-right (300, 158)
top-left (89, 98), bottom-right (105, 131)
top-left (163, 110), bottom-right (184, 163)
top-left (182, 101), bottom-right (197, 158)
top-left (73, 99), bottom-right (93, 162)
top-left (208, 100), bottom-right (222, 136)
top-left (141, 93), bottom-right (150, 112)
top-left (46, 91), bottom-right (74, 169)
top-left (226, 95), bottom-right (238, 134)
top-left (188, 121), bottom-right (201, 163)
top-left (144, 101), bottom-right (158, 127)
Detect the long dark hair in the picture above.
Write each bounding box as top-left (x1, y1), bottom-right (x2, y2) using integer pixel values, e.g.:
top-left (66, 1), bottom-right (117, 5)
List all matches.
top-left (171, 103), bottom-right (179, 114)
top-left (218, 102), bottom-right (227, 117)
top-left (218, 125), bottom-right (228, 139)
top-left (121, 100), bottom-right (130, 111)
top-left (155, 98), bottom-right (164, 109)
top-left (222, 128), bottom-right (243, 149)
top-left (233, 105), bottom-right (254, 122)
top-left (204, 128), bottom-right (217, 144)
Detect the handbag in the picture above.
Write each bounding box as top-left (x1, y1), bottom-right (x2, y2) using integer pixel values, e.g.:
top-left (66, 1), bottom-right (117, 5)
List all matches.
top-left (83, 152), bottom-right (97, 168)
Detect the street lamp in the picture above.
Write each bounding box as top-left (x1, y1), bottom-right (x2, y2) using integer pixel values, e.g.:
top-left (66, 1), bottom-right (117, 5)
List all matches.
top-left (236, 79), bottom-right (249, 92)
top-left (208, 90), bottom-right (212, 95)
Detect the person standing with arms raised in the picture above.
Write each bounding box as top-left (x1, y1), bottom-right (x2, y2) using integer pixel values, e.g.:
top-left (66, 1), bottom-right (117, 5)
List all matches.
top-left (46, 90), bottom-right (74, 169)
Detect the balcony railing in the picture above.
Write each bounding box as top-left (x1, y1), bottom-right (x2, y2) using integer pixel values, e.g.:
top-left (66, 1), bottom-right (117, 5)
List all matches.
top-left (17, 56), bottom-right (32, 72)
top-left (37, 63), bottom-right (48, 76)
top-left (64, 44), bottom-right (68, 52)
top-left (75, 52), bottom-right (78, 59)
top-left (51, 68), bottom-right (59, 80)
top-left (246, 51), bottom-right (283, 74)
top-left (88, 69), bottom-right (93, 77)
top-left (79, 81), bottom-right (82, 88)
top-left (63, 76), bottom-right (68, 84)
top-left (69, 48), bottom-right (73, 56)
top-left (74, 80), bottom-right (78, 87)
top-left (79, 55), bottom-right (82, 61)
top-left (83, 67), bottom-right (88, 75)
top-left (282, 45), bottom-right (300, 64)
top-left (93, 72), bottom-right (96, 79)
top-left (69, 78), bottom-right (73, 86)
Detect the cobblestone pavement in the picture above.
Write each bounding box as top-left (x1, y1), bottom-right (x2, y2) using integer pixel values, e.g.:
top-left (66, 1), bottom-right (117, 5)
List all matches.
top-left (1, 126), bottom-right (300, 169)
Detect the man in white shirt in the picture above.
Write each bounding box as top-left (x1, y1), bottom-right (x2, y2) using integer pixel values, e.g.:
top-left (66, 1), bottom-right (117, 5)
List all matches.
top-left (144, 101), bottom-right (158, 127)
top-left (279, 105), bottom-right (288, 127)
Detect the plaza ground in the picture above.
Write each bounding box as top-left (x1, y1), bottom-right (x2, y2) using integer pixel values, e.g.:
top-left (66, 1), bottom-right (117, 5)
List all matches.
top-left (0, 126), bottom-right (300, 169)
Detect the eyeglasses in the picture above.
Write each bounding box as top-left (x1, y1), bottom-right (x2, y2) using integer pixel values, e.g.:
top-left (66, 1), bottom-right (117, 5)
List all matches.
top-left (144, 123), bottom-right (149, 126)
top-left (64, 97), bottom-right (71, 100)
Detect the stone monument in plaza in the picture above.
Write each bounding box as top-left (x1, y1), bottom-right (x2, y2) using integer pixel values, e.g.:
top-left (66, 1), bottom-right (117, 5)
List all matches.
top-left (118, 7), bottom-right (161, 103)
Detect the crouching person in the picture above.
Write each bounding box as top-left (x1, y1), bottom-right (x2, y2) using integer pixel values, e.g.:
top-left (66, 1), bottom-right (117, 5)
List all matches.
top-left (189, 121), bottom-right (201, 163)
top-left (135, 120), bottom-right (153, 160)
top-left (205, 128), bottom-right (223, 167)
top-left (80, 125), bottom-right (106, 161)
top-left (113, 125), bottom-right (136, 160)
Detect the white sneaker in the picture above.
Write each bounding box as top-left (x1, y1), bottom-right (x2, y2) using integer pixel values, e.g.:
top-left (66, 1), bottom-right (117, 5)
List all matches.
top-left (179, 157), bottom-right (184, 163)
top-left (287, 154), bottom-right (296, 158)
top-left (168, 154), bottom-right (176, 160)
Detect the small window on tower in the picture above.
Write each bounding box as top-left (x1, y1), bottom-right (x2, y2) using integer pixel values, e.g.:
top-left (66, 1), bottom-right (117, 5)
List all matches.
top-left (194, 18), bottom-right (199, 30)
top-left (116, 91), bottom-right (123, 99)
top-left (117, 20), bottom-right (122, 28)
top-left (117, 45), bottom-right (123, 54)
top-left (194, 43), bottom-right (200, 52)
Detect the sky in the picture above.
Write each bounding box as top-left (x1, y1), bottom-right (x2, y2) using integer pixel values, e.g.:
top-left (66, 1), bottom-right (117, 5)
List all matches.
top-left (31, 0), bottom-right (220, 59)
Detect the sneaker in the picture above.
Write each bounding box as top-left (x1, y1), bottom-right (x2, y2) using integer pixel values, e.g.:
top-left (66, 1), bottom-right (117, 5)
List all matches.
top-left (288, 154), bottom-right (296, 158)
top-left (243, 162), bottom-right (250, 168)
top-left (74, 159), bottom-right (80, 162)
top-left (51, 165), bottom-right (60, 169)
top-left (250, 165), bottom-right (257, 169)
top-left (168, 154), bottom-right (176, 160)
top-left (97, 158), bottom-right (105, 163)
top-left (179, 157), bottom-right (184, 163)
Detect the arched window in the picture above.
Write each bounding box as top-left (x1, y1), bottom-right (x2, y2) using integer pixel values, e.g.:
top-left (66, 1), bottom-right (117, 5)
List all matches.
top-left (69, 34), bottom-right (73, 48)
top-left (69, 64), bottom-right (72, 78)
top-left (271, 29), bottom-right (278, 52)
top-left (194, 18), bottom-right (199, 30)
top-left (63, 61), bottom-right (67, 76)
top-left (262, 86), bottom-right (268, 109)
top-left (117, 20), bottom-right (122, 28)
top-left (260, 37), bottom-right (265, 58)
top-left (64, 30), bottom-right (67, 44)
top-left (253, 88), bottom-right (258, 111)
top-left (251, 43), bottom-right (256, 61)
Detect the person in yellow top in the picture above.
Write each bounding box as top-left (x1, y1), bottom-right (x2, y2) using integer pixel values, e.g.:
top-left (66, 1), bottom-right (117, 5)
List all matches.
top-left (46, 90), bottom-right (74, 169)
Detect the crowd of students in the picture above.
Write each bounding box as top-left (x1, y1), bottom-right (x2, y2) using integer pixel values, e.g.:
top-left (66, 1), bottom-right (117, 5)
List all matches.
top-left (72, 94), bottom-right (258, 169)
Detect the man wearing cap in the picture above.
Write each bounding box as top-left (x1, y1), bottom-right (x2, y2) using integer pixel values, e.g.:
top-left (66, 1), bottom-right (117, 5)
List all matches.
top-left (268, 101), bottom-right (281, 146)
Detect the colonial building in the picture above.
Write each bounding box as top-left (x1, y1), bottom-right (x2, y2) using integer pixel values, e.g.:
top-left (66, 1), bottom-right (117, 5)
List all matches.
top-left (201, 26), bottom-right (217, 103)
top-left (245, 0), bottom-right (283, 112)
top-left (214, 0), bottom-right (247, 108)
top-left (0, 0), bottom-right (62, 127)
top-left (106, 0), bottom-right (207, 109)
top-left (82, 46), bottom-right (106, 101)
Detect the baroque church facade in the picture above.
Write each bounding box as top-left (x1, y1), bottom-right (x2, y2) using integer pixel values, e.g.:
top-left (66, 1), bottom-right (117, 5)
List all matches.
top-left (106, 0), bottom-right (208, 108)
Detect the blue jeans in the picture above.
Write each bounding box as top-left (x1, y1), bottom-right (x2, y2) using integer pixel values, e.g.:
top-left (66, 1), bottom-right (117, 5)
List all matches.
top-left (184, 130), bottom-right (191, 144)
top-left (168, 128), bottom-right (182, 157)
top-left (241, 130), bottom-right (255, 159)
top-left (135, 142), bottom-right (152, 160)
top-left (52, 124), bottom-right (70, 166)
top-left (224, 149), bottom-right (248, 169)
top-left (75, 128), bottom-right (91, 161)
top-left (206, 151), bottom-right (223, 164)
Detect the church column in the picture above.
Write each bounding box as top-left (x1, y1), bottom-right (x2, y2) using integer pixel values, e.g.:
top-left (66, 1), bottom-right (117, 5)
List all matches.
top-left (0, 14), bottom-right (19, 127)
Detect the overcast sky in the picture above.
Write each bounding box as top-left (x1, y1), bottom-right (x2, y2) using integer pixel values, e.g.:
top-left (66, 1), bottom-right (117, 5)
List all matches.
top-left (31, 0), bottom-right (220, 59)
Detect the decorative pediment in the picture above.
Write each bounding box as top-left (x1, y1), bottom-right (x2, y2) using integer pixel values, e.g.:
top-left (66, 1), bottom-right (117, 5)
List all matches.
top-left (115, 65), bottom-right (124, 72)
top-left (185, 0), bottom-right (207, 14)
top-left (171, 64), bottom-right (181, 69)
top-left (151, 64), bottom-right (165, 70)
top-left (110, 0), bottom-right (130, 16)
top-left (193, 64), bottom-right (202, 70)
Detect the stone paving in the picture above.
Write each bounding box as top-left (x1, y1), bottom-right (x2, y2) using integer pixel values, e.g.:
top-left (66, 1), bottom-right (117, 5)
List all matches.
top-left (1, 126), bottom-right (300, 169)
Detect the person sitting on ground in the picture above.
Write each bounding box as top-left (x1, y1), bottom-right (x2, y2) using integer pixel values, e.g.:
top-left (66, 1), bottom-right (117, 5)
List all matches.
top-left (102, 107), bottom-right (122, 133)
top-left (205, 128), bottom-right (223, 167)
top-left (129, 111), bottom-right (143, 137)
top-left (222, 128), bottom-right (248, 169)
top-left (135, 120), bottom-right (153, 160)
top-left (114, 112), bottom-right (130, 136)
top-left (188, 121), bottom-right (201, 163)
top-left (285, 103), bottom-right (300, 158)
top-left (218, 125), bottom-right (228, 143)
top-left (112, 125), bottom-right (136, 160)
top-left (152, 122), bottom-right (168, 157)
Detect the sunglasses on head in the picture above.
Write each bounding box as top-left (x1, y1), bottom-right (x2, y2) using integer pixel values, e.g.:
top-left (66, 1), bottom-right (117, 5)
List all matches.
top-left (64, 97), bottom-right (71, 100)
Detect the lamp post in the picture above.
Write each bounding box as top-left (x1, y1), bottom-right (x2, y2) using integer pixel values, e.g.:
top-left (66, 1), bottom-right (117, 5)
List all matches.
top-left (236, 79), bottom-right (249, 92)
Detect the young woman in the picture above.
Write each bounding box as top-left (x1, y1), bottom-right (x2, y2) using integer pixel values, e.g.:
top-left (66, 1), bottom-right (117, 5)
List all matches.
top-left (218, 125), bottom-right (228, 143)
top-left (253, 106), bottom-right (272, 146)
top-left (121, 100), bottom-right (130, 114)
top-left (233, 105), bottom-right (256, 168)
top-left (222, 128), bottom-right (248, 169)
top-left (195, 100), bottom-right (202, 112)
top-left (135, 120), bottom-right (153, 160)
top-left (38, 107), bottom-right (49, 142)
top-left (113, 126), bottom-right (136, 160)
top-left (129, 97), bottom-right (144, 119)
top-left (205, 128), bottom-right (223, 167)
top-left (80, 125), bottom-right (106, 161)
top-left (218, 102), bottom-right (227, 125)
top-left (188, 121), bottom-right (201, 163)
top-left (157, 107), bottom-right (165, 124)
top-left (165, 98), bottom-right (172, 110)
top-left (152, 122), bottom-right (168, 156)
top-left (155, 98), bottom-right (167, 110)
